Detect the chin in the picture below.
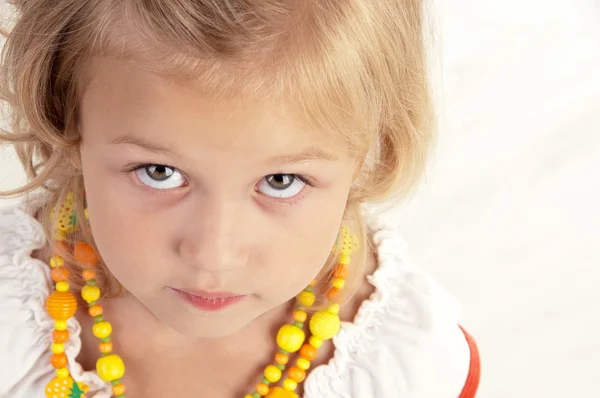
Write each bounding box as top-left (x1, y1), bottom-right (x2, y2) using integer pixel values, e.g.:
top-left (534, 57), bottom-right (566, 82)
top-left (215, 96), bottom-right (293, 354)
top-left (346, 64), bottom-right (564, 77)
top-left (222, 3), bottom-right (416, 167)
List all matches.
top-left (156, 309), bottom-right (255, 339)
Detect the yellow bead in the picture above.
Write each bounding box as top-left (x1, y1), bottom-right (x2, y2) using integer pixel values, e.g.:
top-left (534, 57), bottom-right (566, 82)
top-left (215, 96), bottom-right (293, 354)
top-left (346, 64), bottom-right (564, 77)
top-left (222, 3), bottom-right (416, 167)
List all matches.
top-left (309, 310), bottom-right (340, 340)
top-left (96, 354), bottom-right (125, 382)
top-left (55, 320), bottom-right (68, 330)
top-left (264, 365), bottom-right (282, 383)
top-left (50, 256), bottom-right (64, 268)
top-left (283, 379), bottom-right (297, 391)
top-left (81, 285), bottom-right (101, 303)
top-left (309, 336), bottom-right (323, 348)
top-left (51, 343), bottom-right (65, 354)
top-left (93, 321), bottom-right (112, 339)
top-left (56, 368), bottom-right (69, 379)
top-left (55, 282), bottom-right (69, 292)
top-left (327, 303), bottom-right (340, 315)
top-left (276, 324), bottom-right (305, 353)
top-left (84, 208), bottom-right (89, 220)
top-left (297, 291), bottom-right (315, 307)
top-left (245, 395), bottom-right (254, 398)
top-left (339, 252), bottom-right (351, 265)
top-left (332, 278), bottom-right (345, 289)
top-left (296, 357), bottom-right (310, 370)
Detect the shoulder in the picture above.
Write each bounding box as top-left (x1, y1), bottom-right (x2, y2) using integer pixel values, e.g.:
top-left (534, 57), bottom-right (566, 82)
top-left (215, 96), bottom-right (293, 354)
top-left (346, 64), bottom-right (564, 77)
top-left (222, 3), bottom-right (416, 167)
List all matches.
top-left (305, 216), bottom-right (480, 398)
top-left (0, 197), bottom-right (55, 397)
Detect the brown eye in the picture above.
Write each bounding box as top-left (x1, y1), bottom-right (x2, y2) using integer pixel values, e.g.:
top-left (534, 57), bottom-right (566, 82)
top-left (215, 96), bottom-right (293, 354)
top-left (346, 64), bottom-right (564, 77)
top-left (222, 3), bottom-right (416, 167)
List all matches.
top-left (257, 174), bottom-right (305, 198)
top-left (135, 164), bottom-right (186, 189)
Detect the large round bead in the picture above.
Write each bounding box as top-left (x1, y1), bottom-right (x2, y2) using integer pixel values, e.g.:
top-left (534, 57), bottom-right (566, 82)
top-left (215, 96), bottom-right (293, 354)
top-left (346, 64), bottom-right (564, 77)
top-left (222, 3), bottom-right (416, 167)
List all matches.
top-left (309, 309), bottom-right (340, 340)
top-left (276, 324), bottom-right (305, 353)
top-left (265, 386), bottom-right (299, 398)
top-left (96, 354), bottom-right (125, 381)
top-left (46, 291), bottom-right (77, 321)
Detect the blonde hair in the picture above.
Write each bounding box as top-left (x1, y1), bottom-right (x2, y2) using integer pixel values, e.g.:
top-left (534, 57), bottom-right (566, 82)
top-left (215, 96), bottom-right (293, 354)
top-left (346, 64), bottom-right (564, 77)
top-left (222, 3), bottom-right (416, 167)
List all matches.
top-left (0, 0), bottom-right (435, 300)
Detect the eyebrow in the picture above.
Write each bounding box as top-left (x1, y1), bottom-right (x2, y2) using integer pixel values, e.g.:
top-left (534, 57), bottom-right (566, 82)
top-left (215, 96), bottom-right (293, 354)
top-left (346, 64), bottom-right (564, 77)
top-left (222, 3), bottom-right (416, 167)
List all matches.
top-left (108, 135), bottom-right (176, 156)
top-left (109, 135), bottom-right (339, 164)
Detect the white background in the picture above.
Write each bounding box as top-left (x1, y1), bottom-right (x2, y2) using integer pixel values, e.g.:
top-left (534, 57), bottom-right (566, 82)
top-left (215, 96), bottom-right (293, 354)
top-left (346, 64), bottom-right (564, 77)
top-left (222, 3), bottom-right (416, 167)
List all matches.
top-left (1, 1), bottom-right (599, 397)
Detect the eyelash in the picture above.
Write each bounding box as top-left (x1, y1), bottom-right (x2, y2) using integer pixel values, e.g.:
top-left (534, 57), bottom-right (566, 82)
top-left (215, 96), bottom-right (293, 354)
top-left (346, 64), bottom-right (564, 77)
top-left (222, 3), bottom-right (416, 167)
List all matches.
top-left (124, 163), bottom-right (316, 204)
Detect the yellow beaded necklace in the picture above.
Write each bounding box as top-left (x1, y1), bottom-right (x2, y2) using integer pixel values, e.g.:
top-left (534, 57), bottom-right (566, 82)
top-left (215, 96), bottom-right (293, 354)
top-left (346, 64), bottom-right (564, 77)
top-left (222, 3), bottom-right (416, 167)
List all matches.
top-left (44, 193), bottom-right (357, 398)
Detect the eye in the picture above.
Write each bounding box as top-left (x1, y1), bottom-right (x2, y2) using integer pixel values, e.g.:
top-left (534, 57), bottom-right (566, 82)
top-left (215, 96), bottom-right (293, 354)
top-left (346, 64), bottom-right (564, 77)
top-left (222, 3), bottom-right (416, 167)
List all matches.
top-left (134, 164), bottom-right (186, 189)
top-left (257, 174), bottom-right (306, 198)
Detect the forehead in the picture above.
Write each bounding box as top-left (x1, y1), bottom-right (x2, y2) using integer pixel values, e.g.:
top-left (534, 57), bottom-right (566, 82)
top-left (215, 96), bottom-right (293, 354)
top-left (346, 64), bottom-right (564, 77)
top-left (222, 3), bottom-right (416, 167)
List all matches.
top-left (80, 58), bottom-right (348, 158)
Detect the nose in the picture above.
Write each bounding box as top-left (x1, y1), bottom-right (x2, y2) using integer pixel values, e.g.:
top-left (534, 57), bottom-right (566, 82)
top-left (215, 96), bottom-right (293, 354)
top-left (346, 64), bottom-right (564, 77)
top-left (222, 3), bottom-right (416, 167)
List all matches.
top-left (178, 197), bottom-right (248, 274)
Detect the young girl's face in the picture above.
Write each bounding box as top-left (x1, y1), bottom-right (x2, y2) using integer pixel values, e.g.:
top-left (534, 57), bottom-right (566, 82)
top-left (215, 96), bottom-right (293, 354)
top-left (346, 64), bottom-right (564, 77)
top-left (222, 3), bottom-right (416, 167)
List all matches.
top-left (79, 59), bottom-right (360, 338)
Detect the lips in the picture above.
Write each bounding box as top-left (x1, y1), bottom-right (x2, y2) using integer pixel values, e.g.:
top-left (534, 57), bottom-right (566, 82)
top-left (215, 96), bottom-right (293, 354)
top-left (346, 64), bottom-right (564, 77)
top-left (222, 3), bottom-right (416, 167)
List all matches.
top-left (169, 288), bottom-right (248, 312)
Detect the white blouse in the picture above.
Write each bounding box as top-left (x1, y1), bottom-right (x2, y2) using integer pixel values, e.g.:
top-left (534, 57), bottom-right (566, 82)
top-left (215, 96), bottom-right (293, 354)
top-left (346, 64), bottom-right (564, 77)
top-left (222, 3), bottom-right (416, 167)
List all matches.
top-left (0, 197), bottom-right (474, 398)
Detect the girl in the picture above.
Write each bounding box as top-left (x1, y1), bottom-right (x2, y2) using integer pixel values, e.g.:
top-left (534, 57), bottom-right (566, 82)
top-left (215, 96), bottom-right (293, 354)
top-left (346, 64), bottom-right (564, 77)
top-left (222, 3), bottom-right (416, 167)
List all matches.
top-left (0, 0), bottom-right (480, 397)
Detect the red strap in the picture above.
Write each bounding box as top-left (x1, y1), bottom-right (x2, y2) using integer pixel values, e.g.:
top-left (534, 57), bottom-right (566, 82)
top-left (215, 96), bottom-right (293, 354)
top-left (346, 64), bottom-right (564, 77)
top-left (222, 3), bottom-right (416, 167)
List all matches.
top-left (458, 326), bottom-right (481, 398)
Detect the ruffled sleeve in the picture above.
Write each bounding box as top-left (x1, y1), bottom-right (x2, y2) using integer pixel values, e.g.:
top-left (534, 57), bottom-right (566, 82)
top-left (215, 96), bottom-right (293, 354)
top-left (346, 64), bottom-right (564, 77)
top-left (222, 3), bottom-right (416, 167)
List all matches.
top-left (0, 199), bottom-right (111, 398)
top-left (304, 217), bottom-right (473, 398)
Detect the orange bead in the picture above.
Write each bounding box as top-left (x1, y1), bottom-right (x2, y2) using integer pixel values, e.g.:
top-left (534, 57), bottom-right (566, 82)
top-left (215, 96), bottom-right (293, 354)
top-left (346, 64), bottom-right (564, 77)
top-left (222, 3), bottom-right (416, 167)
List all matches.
top-left (51, 267), bottom-right (70, 283)
top-left (82, 269), bottom-right (97, 281)
top-left (287, 366), bottom-right (306, 383)
top-left (50, 353), bottom-right (68, 369)
top-left (333, 264), bottom-right (348, 279)
top-left (99, 341), bottom-right (113, 354)
top-left (112, 384), bottom-right (126, 396)
top-left (299, 344), bottom-right (317, 361)
top-left (326, 287), bottom-right (339, 301)
top-left (46, 291), bottom-right (77, 320)
top-left (88, 304), bottom-right (103, 317)
top-left (74, 242), bottom-right (99, 266)
top-left (52, 329), bottom-right (69, 343)
top-left (256, 383), bottom-right (270, 396)
top-left (293, 310), bottom-right (307, 323)
top-left (54, 241), bottom-right (70, 257)
top-left (309, 279), bottom-right (317, 287)
top-left (275, 352), bottom-right (289, 365)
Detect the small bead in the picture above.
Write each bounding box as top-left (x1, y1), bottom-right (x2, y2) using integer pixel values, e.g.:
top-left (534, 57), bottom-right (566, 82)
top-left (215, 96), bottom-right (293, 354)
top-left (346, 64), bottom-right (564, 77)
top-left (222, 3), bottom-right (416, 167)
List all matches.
top-left (111, 379), bottom-right (121, 386)
top-left (296, 358), bottom-right (310, 370)
top-left (100, 337), bottom-right (111, 343)
top-left (96, 354), bottom-right (125, 381)
top-left (56, 367), bottom-right (70, 379)
top-left (49, 256), bottom-right (64, 268)
top-left (264, 365), bottom-right (282, 383)
top-left (283, 379), bottom-right (298, 391)
top-left (52, 329), bottom-right (69, 343)
top-left (261, 377), bottom-right (270, 385)
top-left (297, 291), bottom-right (315, 307)
top-left (299, 343), bottom-right (317, 361)
top-left (99, 341), bottom-right (113, 353)
top-left (50, 353), bottom-right (68, 369)
top-left (89, 304), bottom-right (103, 317)
top-left (245, 395), bottom-right (254, 398)
top-left (333, 264), bottom-right (348, 279)
top-left (86, 279), bottom-right (97, 287)
top-left (51, 267), bottom-right (70, 282)
top-left (332, 278), bottom-right (345, 289)
top-left (275, 352), bottom-right (288, 365)
top-left (51, 343), bottom-right (65, 354)
top-left (93, 321), bottom-right (112, 339)
top-left (56, 281), bottom-right (69, 292)
top-left (328, 303), bottom-right (340, 315)
top-left (326, 287), bottom-right (339, 301)
top-left (293, 321), bottom-right (303, 328)
top-left (278, 348), bottom-right (289, 355)
top-left (304, 286), bottom-right (313, 293)
top-left (112, 384), bottom-right (126, 396)
top-left (84, 208), bottom-right (89, 220)
top-left (309, 279), bottom-right (317, 286)
top-left (256, 382), bottom-right (269, 396)
top-left (94, 315), bottom-right (105, 323)
top-left (287, 366), bottom-right (306, 383)
top-left (55, 320), bottom-right (68, 330)
top-left (293, 310), bottom-right (307, 323)
top-left (82, 269), bottom-right (97, 281)
top-left (74, 241), bottom-right (99, 266)
top-left (309, 336), bottom-right (323, 348)
top-left (252, 393), bottom-right (261, 398)
top-left (82, 285), bottom-right (101, 303)
top-left (339, 252), bottom-right (351, 265)
top-left (275, 363), bottom-right (285, 371)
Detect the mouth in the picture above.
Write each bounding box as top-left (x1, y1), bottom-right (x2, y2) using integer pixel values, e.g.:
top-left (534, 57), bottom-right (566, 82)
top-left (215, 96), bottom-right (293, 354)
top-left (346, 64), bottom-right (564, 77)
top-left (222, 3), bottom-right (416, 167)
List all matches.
top-left (169, 288), bottom-right (248, 312)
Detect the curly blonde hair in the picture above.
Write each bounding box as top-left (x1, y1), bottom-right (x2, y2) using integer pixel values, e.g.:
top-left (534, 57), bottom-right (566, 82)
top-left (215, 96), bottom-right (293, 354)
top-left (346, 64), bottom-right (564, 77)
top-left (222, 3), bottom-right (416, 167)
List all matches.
top-left (0, 0), bottom-right (435, 298)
